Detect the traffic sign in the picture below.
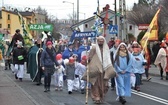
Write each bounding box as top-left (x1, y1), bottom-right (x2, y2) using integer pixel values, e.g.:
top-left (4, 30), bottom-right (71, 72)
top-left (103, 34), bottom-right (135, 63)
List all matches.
top-left (28, 24), bottom-right (53, 31)
top-left (109, 25), bottom-right (118, 34)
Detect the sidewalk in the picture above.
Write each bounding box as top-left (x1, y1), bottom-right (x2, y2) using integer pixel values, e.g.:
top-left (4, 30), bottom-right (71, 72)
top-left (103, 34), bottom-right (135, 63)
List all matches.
top-left (0, 68), bottom-right (39, 105)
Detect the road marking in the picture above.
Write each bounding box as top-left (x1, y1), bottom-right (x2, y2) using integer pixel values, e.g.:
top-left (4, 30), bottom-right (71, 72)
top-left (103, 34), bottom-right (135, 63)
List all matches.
top-left (132, 90), bottom-right (168, 105)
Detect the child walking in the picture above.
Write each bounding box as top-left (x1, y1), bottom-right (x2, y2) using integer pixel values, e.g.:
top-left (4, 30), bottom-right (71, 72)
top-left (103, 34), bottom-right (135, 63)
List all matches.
top-left (54, 64), bottom-right (65, 91)
top-left (64, 57), bottom-right (75, 94)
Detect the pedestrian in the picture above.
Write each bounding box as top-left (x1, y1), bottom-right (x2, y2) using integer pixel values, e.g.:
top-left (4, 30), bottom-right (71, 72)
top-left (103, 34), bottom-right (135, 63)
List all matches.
top-left (54, 63), bottom-right (65, 91)
top-left (109, 39), bottom-right (121, 90)
top-left (34, 38), bottom-right (43, 85)
top-left (64, 57), bottom-right (76, 94)
top-left (108, 37), bottom-right (115, 49)
top-left (27, 38), bottom-right (44, 85)
top-left (11, 29), bottom-right (25, 48)
top-left (12, 41), bottom-right (27, 82)
top-left (62, 42), bottom-right (78, 59)
top-left (41, 41), bottom-right (59, 92)
top-left (152, 41), bottom-right (160, 63)
top-left (154, 41), bottom-right (168, 80)
top-left (74, 55), bottom-right (87, 94)
top-left (131, 47), bottom-right (145, 91)
top-left (86, 36), bottom-right (115, 104)
top-left (113, 42), bottom-right (133, 104)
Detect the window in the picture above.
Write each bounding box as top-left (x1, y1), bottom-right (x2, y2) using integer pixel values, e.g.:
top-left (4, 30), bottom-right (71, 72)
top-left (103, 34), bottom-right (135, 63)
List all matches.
top-left (129, 25), bottom-right (132, 30)
top-left (85, 24), bottom-right (88, 28)
top-left (0, 24), bottom-right (2, 28)
top-left (7, 14), bottom-right (10, 20)
top-left (8, 24), bottom-right (10, 29)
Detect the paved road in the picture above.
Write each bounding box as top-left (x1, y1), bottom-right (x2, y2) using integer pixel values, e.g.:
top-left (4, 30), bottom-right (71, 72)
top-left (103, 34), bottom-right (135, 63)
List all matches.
top-left (0, 66), bottom-right (168, 105)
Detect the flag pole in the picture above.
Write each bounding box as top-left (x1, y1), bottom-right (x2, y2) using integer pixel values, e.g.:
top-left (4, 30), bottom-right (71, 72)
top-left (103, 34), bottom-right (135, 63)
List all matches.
top-left (85, 39), bottom-right (89, 105)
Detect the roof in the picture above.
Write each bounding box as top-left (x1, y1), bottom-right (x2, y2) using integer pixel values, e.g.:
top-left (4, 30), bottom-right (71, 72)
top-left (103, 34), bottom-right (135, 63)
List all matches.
top-left (2, 9), bottom-right (34, 17)
top-left (71, 9), bottom-right (115, 29)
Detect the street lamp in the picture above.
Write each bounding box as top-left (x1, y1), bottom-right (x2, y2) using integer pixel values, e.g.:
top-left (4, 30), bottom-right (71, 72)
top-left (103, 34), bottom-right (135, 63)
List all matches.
top-left (63, 1), bottom-right (74, 24)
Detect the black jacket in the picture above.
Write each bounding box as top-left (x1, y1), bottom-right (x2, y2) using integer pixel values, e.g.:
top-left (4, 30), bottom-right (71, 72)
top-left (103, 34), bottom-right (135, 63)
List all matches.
top-left (13, 47), bottom-right (27, 64)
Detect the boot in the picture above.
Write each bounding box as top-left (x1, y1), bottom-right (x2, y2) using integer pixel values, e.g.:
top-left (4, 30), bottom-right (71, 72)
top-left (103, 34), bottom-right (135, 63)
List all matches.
top-left (81, 89), bottom-right (85, 94)
top-left (119, 96), bottom-right (126, 104)
top-left (166, 76), bottom-right (168, 80)
top-left (44, 88), bottom-right (48, 92)
top-left (47, 85), bottom-right (50, 91)
top-left (19, 78), bottom-right (22, 82)
top-left (15, 74), bottom-right (18, 79)
top-left (44, 86), bottom-right (48, 92)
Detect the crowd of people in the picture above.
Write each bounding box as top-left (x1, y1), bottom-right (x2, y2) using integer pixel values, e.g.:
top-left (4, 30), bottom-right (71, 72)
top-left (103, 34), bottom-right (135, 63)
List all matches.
top-left (1, 29), bottom-right (168, 105)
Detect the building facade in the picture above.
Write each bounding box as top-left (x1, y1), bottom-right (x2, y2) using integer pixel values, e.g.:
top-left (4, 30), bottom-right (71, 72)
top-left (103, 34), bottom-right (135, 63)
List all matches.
top-left (71, 9), bottom-right (141, 42)
top-left (0, 7), bottom-right (45, 40)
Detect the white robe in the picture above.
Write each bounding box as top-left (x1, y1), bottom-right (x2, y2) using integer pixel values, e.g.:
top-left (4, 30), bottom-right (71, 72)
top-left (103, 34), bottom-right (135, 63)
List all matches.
top-left (154, 48), bottom-right (167, 71)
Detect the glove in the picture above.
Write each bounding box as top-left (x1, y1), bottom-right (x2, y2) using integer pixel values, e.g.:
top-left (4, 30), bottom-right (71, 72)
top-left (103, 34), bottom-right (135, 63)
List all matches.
top-left (75, 75), bottom-right (79, 78)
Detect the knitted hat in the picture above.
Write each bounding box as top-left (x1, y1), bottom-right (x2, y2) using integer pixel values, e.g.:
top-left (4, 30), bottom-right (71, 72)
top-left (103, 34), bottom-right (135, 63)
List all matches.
top-left (69, 57), bottom-right (75, 63)
top-left (46, 41), bottom-right (52, 46)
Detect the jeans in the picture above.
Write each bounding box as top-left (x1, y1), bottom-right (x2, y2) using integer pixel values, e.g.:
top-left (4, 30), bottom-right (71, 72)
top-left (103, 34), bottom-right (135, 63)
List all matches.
top-left (135, 73), bottom-right (141, 87)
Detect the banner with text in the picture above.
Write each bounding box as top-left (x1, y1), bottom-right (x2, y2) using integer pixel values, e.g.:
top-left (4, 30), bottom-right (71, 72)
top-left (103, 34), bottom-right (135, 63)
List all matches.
top-left (70, 31), bottom-right (97, 42)
top-left (28, 24), bottom-right (54, 31)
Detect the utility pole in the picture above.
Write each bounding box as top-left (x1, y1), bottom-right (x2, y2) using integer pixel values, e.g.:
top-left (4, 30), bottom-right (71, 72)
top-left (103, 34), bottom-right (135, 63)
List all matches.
top-left (77, 0), bottom-right (79, 22)
top-left (119, 0), bottom-right (123, 40)
top-left (123, 0), bottom-right (128, 41)
top-left (119, 0), bottom-right (127, 41)
top-left (114, 0), bottom-right (117, 37)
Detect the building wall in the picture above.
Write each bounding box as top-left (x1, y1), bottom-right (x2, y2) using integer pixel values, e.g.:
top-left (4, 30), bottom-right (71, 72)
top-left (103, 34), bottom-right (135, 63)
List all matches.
top-left (0, 10), bottom-right (24, 37)
top-left (0, 9), bottom-right (46, 40)
top-left (127, 23), bottom-right (141, 39)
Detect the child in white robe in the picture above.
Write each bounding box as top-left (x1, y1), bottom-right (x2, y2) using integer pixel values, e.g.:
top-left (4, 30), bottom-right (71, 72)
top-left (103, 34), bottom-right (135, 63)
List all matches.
top-left (54, 64), bottom-right (65, 91)
top-left (75, 60), bottom-right (86, 94)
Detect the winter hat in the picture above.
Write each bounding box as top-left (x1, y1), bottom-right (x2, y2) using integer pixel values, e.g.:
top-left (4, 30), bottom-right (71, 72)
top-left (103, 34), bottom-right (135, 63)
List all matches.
top-left (68, 42), bottom-right (73, 46)
top-left (82, 55), bottom-right (87, 61)
top-left (46, 41), bottom-right (52, 46)
top-left (69, 57), bottom-right (75, 63)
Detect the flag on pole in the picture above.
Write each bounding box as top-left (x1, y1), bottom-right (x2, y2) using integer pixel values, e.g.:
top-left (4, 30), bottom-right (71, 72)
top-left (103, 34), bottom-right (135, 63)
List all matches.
top-left (140, 8), bottom-right (161, 61)
top-left (17, 11), bottom-right (32, 39)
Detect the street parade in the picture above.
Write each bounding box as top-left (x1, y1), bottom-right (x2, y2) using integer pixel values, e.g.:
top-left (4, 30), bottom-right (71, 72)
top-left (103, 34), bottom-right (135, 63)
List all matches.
top-left (0, 0), bottom-right (168, 105)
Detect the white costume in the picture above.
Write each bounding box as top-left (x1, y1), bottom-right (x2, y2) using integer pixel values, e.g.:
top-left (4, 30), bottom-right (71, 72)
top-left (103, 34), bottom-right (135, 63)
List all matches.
top-left (14, 64), bottom-right (24, 78)
top-left (54, 65), bottom-right (65, 90)
top-left (75, 62), bottom-right (86, 90)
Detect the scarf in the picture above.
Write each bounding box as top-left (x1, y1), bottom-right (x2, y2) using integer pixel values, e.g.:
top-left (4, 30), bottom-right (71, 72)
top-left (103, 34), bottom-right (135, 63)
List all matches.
top-left (46, 48), bottom-right (55, 62)
top-left (119, 50), bottom-right (127, 57)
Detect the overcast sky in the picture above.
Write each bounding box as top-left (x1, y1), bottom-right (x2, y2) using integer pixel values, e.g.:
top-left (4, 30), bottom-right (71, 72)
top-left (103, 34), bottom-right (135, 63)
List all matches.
top-left (2, 0), bottom-right (138, 19)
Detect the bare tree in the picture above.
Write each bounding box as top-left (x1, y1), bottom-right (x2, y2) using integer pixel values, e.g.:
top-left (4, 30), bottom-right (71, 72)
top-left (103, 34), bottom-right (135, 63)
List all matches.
top-left (67, 12), bottom-right (77, 24)
top-left (35, 6), bottom-right (61, 40)
top-left (127, 0), bottom-right (159, 25)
